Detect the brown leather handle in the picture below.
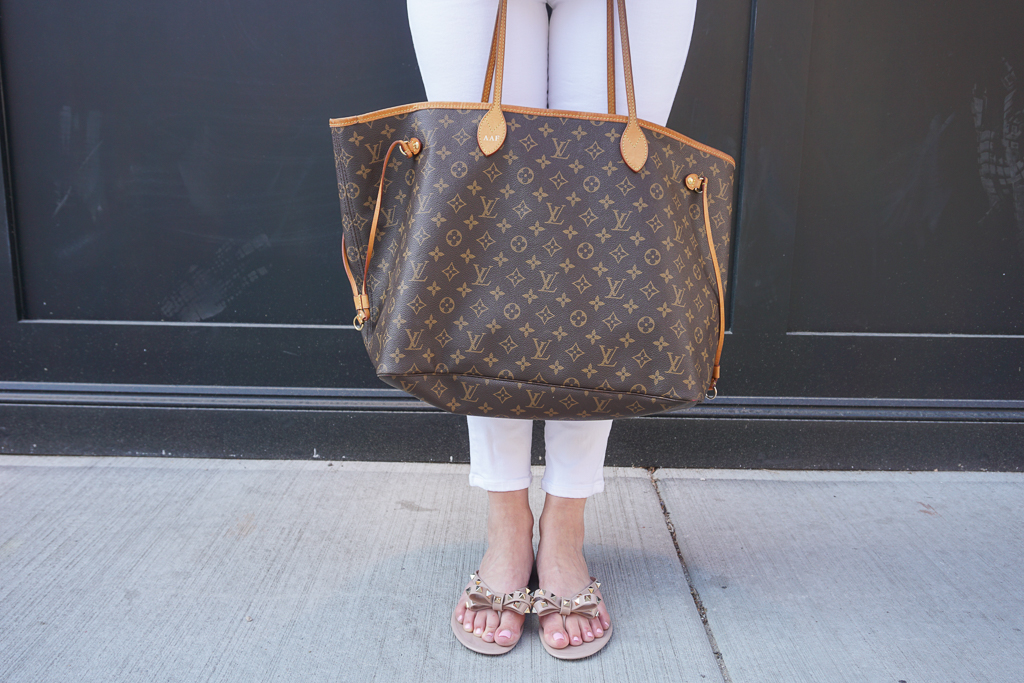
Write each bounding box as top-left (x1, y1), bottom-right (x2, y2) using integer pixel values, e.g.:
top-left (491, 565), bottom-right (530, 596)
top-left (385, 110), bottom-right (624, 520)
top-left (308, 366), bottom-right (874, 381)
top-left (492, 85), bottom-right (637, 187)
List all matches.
top-left (481, 0), bottom-right (617, 115)
top-left (478, 0), bottom-right (648, 171)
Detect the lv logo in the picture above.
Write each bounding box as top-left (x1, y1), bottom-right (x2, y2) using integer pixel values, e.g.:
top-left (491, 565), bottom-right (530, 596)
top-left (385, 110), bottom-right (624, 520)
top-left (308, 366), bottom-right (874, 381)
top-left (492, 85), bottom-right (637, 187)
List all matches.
top-left (598, 345), bottom-right (620, 367)
top-left (593, 397), bottom-right (612, 412)
top-left (366, 140), bottom-right (385, 164)
top-left (381, 205), bottom-right (399, 228)
top-left (605, 277), bottom-right (626, 300)
top-left (525, 389), bottom-right (546, 409)
top-left (531, 338), bottom-right (552, 360)
top-left (671, 284), bottom-right (689, 307)
top-left (545, 203), bottom-right (566, 225)
top-left (669, 160), bottom-right (685, 183)
top-left (471, 265), bottom-right (493, 286)
top-left (550, 138), bottom-right (571, 159)
top-left (419, 127), bottom-right (438, 146)
top-left (612, 209), bottom-right (632, 231)
top-left (466, 331), bottom-right (486, 353)
top-left (673, 218), bottom-right (690, 244)
top-left (716, 178), bottom-right (731, 201)
top-left (409, 261), bottom-right (430, 282)
top-left (666, 352), bottom-right (688, 375)
top-left (404, 329), bottom-right (424, 351)
top-left (459, 381), bottom-right (480, 402)
top-left (415, 193), bottom-right (433, 214)
top-left (479, 196), bottom-right (499, 218)
top-left (538, 270), bottom-right (558, 293)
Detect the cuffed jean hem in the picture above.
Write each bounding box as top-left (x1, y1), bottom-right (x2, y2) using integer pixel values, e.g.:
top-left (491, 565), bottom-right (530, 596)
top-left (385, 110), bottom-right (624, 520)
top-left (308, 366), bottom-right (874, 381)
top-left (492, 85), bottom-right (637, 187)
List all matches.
top-left (468, 472), bottom-right (533, 493)
top-left (540, 477), bottom-right (605, 499)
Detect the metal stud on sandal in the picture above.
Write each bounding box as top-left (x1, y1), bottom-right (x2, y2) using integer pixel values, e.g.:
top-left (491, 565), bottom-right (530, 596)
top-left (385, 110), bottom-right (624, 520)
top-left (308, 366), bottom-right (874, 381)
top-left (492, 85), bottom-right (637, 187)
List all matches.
top-left (450, 571), bottom-right (532, 655)
top-left (532, 578), bottom-right (613, 660)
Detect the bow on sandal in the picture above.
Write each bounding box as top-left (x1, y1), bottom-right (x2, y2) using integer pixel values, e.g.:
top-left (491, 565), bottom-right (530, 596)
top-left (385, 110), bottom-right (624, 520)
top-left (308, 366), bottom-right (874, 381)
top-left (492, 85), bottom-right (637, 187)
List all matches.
top-left (451, 571), bottom-right (532, 655)
top-left (532, 578), bottom-right (613, 660)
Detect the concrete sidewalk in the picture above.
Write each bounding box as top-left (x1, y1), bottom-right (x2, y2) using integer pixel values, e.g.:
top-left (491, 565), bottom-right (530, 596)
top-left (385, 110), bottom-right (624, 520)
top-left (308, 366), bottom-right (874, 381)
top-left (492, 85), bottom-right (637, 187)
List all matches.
top-left (0, 456), bottom-right (1022, 682)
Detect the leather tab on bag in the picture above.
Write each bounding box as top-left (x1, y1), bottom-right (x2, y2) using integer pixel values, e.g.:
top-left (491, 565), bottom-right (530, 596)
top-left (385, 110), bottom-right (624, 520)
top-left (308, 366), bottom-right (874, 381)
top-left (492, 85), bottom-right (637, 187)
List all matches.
top-left (478, 106), bottom-right (507, 156)
top-left (620, 119), bottom-right (648, 172)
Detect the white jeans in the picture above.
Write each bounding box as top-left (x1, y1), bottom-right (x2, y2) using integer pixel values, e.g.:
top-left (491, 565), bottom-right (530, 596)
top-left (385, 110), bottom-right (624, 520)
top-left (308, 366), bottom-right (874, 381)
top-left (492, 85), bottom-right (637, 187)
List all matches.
top-left (407, 0), bottom-right (696, 497)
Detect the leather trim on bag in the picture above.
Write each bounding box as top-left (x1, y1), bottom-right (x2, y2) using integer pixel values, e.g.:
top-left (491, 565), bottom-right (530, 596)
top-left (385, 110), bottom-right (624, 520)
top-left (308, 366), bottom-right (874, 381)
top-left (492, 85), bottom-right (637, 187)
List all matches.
top-left (330, 103), bottom-right (734, 166)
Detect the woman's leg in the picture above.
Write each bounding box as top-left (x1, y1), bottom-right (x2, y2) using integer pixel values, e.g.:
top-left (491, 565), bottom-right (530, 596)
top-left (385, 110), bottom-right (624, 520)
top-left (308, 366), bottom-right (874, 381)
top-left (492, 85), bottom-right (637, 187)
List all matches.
top-left (456, 418), bottom-right (536, 646)
top-left (536, 419), bottom-right (613, 647)
top-left (407, 0), bottom-right (549, 106)
top-left (407, 0), bottom-right (552, 647)
top-left (535, 0), bottom-right (698, 651)
top-left (547, 0), bottom-right (697, 125)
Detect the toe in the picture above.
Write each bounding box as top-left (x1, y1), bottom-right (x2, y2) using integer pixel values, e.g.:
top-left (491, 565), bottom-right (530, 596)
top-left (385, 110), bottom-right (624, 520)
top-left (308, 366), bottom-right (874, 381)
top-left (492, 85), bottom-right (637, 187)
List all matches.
top-left (472, 610), bottom-right (488, 637)
top-left (578, 615), bottom-right (595, 642)
top-left (481, 609), bottom-right (501, 642)
top-left (494, 610), bottom-right (523, 647)
top-left (540, 613), bottom-right (568, 649)
top-left (455, 597), bottom-right (469, 624)
top-left (589, 615), bottom-right (604, 638)
top-left (598, 601), bottom-right (611, 630)
top-left (565, 615), bottom-right (585, 646)
top-left (463, 609), bottom-right (476, 632)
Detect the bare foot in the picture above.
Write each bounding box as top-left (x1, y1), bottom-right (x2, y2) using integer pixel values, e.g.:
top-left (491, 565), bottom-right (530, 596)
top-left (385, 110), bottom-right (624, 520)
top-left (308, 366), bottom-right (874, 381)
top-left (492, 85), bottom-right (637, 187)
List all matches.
top-left (454, 489), bottom-right (535, 647)
top-left (535, 494), bottom-right (611, 650)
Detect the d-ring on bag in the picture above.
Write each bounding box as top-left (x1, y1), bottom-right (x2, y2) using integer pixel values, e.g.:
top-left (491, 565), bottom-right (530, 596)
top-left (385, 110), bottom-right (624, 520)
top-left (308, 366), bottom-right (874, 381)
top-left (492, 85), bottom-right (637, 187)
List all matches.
top-left (331, 0), bottom-right (734, 419)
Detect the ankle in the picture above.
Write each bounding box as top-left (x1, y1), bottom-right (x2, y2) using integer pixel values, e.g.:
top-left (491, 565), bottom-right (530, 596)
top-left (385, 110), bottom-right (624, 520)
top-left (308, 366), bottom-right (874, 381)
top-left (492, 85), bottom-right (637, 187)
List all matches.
top-left (486, 489), bottom-right (534, 542)
top-left (538, 495), bottom-right (586, 544)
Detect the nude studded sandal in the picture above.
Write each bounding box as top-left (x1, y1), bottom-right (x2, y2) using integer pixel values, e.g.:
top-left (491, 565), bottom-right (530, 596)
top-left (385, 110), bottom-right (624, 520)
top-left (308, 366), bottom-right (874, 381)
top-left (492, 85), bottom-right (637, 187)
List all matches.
top-left (532, 578), bottom-right (613, 660)
top-left (451, 571), bottom-right (532, 655)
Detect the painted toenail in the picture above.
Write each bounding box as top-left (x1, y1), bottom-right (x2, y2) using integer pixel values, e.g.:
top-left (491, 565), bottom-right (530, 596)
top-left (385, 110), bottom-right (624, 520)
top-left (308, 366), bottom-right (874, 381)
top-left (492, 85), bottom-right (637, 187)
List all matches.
top-left (586, 631), bottom-right (593, 638)
top-left (456, 614), bottom-right (463, 623)
top-left (596, 628), bottom-right (603, 635)
top-left (475, 627), bottom-right (482, 635)
top-left (553, 632), bottom-right (565, 642)
top-left (498, 630), bottom-right (512, 640)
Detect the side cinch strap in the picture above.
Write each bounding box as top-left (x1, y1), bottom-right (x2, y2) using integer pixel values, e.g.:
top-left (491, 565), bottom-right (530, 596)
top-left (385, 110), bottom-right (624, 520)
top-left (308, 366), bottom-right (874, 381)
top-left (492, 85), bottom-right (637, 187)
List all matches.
top-left (341, 139), bottom-right (413, 327)
top-left (698, 177), bottom-right (726, 394)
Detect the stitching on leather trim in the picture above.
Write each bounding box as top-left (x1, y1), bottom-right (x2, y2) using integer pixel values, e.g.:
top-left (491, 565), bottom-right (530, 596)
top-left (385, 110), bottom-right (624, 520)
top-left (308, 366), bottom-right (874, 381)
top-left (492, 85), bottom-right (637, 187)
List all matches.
top-left (330, 102), bottom-right (735, 166)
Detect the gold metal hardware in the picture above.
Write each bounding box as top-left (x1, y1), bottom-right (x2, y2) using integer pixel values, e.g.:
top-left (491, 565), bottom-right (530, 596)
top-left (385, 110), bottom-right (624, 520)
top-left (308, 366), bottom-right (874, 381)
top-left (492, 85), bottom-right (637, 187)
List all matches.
top-left (685, 173), bottom-right (704, 192)
top-left (399, 137), bottom-right (422, 157)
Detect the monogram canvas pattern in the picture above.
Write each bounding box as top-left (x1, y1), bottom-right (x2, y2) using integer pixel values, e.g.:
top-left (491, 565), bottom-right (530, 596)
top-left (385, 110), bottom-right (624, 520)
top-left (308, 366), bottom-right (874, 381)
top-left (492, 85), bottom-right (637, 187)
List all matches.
top-left (332, 105), bottom-right (734, 419)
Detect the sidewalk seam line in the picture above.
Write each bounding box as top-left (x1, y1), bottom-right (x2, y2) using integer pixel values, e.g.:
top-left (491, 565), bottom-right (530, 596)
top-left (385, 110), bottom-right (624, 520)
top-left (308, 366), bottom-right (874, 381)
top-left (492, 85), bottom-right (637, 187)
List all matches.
top-left (648, 467), bottom-right (733, 683)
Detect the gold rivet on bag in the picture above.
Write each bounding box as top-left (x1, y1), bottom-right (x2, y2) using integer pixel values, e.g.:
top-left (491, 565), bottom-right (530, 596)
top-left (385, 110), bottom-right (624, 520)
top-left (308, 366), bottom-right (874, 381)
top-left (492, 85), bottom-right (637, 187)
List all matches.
top-left (399, 137), bottom-right (422, 157)
top-left (685, 173), bottom-right (703, 192)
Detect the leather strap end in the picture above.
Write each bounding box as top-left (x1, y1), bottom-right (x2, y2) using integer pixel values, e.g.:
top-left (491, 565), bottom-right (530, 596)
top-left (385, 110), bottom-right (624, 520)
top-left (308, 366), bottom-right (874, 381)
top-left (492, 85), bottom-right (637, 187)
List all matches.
top-left (353, 294), bottom-right (369, 314)
top-left (478, 106), bottom-right (507, 156)
top-left (620, 119), bottom-right (648, 172)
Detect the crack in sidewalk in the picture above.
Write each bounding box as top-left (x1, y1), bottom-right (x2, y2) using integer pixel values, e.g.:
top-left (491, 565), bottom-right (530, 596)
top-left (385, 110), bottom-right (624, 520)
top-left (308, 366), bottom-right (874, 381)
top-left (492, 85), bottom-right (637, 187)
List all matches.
top-left (648, 467), bottom-right (733, 683)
